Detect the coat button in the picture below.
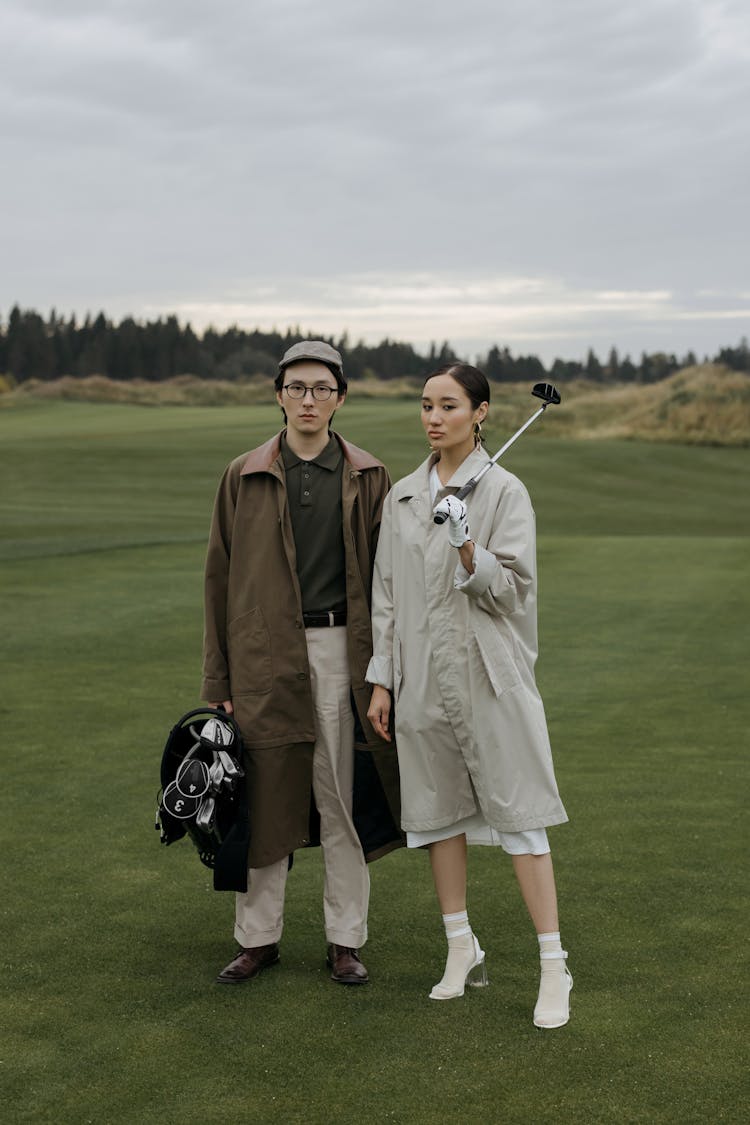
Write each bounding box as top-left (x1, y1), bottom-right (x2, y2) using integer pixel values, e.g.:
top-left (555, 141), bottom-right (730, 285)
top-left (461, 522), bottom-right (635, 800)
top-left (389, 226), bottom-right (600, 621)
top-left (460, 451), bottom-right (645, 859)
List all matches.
top-left (296, 672), bottom-right (307, 680)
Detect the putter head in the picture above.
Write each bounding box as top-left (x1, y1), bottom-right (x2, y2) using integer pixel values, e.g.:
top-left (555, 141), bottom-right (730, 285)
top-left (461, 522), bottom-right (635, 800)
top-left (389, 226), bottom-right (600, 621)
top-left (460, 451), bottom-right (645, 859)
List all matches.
top-left (532, 382), bottom-right (561, 406)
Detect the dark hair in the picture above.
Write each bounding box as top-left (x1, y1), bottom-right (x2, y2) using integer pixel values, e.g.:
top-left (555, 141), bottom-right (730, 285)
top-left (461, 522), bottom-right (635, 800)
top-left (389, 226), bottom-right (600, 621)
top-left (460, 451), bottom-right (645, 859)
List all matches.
top-left (274, 360), bottom-right (348, 397)
top-left (423, 363), bottom-right (490, 409)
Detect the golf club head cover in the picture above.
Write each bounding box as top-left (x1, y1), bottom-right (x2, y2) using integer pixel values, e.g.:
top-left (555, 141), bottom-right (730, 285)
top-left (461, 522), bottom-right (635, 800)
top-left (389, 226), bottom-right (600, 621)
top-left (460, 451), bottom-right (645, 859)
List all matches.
top-left (433, 495), bottom-right (470, 547)
top-left (162, 780), bottom-right (203, 820)
top-left (176, 757), bottom-right (210, 799)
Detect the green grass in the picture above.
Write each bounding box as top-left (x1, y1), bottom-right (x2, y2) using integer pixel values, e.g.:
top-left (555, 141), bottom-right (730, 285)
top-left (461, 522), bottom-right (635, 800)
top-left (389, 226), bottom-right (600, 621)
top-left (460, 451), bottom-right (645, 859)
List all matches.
top-left (1, 401), bottom-right (748, 1124)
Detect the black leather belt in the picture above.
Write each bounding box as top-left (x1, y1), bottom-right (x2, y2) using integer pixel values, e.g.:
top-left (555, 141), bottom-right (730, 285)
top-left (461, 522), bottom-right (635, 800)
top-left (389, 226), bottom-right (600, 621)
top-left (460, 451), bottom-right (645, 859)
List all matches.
top-left (302, 610), bottom-right (347, 627)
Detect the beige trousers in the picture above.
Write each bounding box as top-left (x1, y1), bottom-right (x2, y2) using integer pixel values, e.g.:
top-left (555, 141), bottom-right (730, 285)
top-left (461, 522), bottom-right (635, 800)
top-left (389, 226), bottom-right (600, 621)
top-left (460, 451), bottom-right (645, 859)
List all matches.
top-left (234, 626), bottom-right (370, 948)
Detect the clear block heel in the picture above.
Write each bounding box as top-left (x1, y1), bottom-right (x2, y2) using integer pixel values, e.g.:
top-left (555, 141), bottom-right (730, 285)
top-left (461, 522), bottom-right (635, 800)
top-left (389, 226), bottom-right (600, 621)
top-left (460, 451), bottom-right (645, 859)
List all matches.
top-left (429, 934), bottom-right (489, 1000)
top-left (467, 956), bottom-right (489, 988)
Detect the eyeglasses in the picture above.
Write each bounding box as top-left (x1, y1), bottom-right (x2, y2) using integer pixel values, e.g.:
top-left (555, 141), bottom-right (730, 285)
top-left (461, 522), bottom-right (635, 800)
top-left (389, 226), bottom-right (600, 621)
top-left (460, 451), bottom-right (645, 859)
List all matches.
top-left (283, 382), bottom-right (338, 401)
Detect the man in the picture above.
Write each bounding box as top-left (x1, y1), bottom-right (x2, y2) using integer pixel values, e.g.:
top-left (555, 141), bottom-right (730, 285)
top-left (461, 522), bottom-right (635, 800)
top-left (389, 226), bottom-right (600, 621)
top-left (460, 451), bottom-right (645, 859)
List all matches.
top-left (202, 340), bottom-right (401, 986)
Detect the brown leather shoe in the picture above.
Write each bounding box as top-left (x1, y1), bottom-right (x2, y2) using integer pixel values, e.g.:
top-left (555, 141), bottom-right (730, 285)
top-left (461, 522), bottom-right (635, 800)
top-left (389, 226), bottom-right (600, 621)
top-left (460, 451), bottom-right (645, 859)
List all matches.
top-left (326, 944), bottom-right (369, 984)
top-left (215, 943), bottom-right (280, 984)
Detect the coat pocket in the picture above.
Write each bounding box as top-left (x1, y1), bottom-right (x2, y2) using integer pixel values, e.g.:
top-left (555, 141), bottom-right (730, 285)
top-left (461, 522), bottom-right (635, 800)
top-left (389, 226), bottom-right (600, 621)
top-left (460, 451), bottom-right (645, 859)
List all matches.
top-left (227, 607), bottom-right (272, 695)
top-left (471, 622), bottom-right (521, 698)
top-left (393, 629), bottom-right (403, 701)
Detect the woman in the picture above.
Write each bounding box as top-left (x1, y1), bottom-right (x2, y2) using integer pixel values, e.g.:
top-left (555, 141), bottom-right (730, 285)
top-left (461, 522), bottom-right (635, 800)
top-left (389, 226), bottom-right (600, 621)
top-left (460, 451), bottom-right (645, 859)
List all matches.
top-left (366, 363), bottom-right (572, 1028)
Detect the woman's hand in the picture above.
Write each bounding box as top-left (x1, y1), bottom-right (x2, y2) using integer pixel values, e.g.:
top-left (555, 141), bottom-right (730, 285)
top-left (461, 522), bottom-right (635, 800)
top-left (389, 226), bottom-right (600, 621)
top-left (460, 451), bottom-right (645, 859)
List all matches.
top-left (433, 495), bottom-right (470, 547)
top-left (367, 685), bottom-right (393, 743)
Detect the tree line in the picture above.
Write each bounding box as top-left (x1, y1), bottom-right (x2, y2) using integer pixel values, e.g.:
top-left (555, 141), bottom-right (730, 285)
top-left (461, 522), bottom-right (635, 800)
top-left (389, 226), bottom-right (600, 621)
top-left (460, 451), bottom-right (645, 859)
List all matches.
top-left (1, 305), bottom-right (748, 385)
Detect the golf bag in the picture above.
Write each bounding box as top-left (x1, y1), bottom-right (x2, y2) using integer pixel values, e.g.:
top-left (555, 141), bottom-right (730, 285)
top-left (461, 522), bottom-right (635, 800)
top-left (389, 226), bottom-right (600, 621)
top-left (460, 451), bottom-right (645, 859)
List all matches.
top-left (155, 708), bottom-right (247, 876)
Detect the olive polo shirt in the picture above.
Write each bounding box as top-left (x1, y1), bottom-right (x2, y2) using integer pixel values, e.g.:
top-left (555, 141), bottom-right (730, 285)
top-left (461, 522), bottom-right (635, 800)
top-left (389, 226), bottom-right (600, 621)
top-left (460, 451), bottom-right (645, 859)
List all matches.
top-left (281, 432), bottom-right (347, 614)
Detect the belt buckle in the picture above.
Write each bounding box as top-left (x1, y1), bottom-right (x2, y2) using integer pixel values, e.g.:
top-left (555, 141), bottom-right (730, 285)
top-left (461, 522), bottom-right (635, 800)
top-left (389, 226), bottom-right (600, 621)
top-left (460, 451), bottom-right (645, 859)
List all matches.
top-left (328, 610), bottom-right (335, 627)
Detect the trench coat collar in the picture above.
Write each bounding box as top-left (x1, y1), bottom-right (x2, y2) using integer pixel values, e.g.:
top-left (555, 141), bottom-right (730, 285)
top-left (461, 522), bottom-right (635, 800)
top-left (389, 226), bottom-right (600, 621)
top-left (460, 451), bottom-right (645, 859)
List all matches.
top-left (397, 445), bottom-right (491, 500)
top-left (240, 430), bottom-right (384, 476)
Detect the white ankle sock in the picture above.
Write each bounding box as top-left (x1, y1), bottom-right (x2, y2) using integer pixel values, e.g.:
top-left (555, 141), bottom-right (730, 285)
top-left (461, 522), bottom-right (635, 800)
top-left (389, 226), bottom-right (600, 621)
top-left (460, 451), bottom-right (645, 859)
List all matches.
top-left (442, 910), bottom-right (472, 940)
top-left (537, 930), bottom-right (563, 957)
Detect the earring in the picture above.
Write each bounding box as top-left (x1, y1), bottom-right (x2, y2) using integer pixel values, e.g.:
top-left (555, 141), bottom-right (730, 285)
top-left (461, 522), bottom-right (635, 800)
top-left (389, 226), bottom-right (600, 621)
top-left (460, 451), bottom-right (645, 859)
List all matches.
top-left (473, 420), bottom-right (482, 445)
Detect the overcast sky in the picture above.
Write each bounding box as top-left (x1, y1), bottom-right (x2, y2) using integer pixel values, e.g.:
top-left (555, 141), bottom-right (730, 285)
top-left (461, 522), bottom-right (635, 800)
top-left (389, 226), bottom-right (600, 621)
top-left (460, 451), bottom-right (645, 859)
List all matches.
top-left (2, 0), bottom-right (748, 363)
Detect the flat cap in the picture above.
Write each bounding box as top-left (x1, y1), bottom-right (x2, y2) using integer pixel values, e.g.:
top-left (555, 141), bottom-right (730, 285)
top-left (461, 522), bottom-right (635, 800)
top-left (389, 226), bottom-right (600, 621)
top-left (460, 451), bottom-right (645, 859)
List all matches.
top-left (278, 340), bottom-right (343, 376)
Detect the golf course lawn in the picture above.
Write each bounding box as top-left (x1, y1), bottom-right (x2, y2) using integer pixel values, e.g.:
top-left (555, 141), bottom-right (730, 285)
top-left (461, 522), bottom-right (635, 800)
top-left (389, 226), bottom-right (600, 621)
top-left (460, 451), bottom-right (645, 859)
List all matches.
top-left (1, 400), bottom-right (747, 1124)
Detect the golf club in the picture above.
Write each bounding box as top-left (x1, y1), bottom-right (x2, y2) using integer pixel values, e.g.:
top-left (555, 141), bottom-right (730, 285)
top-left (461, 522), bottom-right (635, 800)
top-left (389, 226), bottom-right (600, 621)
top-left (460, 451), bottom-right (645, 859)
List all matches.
top-left (434, 382), bottom-right (561, 524)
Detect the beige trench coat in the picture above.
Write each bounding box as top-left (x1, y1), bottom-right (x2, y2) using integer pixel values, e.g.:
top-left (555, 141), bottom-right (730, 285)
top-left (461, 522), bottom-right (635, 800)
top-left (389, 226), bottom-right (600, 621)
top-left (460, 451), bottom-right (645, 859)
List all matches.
top-left (368, 447), bottom-right (567, 834)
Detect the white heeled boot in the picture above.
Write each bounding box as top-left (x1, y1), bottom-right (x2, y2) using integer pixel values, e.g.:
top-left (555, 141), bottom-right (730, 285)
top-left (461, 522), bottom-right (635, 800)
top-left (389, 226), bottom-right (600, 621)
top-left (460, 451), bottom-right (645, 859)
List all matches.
top-left (429, 932), bottom-right (488, 1000)
top-left (533, 949), bottom-right (573, 1028)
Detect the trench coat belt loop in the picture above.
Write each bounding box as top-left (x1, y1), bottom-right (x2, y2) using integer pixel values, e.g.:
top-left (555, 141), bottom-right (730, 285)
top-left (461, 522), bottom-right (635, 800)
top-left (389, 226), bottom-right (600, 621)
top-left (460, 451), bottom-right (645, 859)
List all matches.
top-left (302, 609), bottom-right (348, 628)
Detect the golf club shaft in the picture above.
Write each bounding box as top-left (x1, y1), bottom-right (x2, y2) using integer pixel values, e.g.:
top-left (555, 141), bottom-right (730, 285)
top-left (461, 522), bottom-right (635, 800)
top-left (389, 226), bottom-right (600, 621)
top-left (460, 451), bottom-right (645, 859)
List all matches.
top-left (434, 403), bottom-right (548, 523)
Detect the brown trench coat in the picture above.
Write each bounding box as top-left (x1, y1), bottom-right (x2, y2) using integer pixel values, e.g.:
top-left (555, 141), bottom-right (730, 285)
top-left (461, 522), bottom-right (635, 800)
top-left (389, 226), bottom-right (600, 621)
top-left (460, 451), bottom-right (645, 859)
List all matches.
top-left (201, 430), bottom-right (403, 871)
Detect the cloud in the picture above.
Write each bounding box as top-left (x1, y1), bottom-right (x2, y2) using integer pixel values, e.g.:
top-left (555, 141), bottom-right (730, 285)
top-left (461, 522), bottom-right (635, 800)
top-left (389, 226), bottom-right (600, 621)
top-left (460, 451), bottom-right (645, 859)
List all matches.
top-left (1, 0), bottom-right (748, 360)
top-left (139, 273), bottom-right (746, 362)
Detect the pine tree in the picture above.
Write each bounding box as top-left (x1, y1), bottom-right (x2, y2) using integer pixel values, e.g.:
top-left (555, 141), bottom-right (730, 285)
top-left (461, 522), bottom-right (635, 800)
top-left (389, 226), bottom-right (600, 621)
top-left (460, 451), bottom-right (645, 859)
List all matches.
top-left (585, 348), bottom-right (603, 382)
top-left (619, 355), bottom-right (637, 382)
top-left (605, 347), bottom-right (620, 382)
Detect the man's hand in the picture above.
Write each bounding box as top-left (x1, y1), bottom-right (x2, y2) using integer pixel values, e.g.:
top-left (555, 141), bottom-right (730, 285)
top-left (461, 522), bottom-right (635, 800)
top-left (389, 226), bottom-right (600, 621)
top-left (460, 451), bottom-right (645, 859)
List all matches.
top-left (208, 700), bottom-right (234, 714)
top-left (367, 685), bottom-right (392, 743)
top-left (433, 495), bottom-right (470, 548)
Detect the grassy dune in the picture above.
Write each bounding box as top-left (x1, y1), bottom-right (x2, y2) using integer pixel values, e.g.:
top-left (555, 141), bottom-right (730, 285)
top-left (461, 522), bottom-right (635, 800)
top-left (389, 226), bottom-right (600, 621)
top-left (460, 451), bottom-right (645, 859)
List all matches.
top-left (551, 364), bottom-right (750, 445)
top-left (1, 401), bottom-right (748, 1123)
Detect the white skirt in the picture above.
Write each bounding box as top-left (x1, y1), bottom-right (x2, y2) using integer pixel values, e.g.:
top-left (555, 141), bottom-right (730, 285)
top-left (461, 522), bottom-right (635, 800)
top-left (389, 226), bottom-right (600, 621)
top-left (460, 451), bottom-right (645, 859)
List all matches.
top-left (407, 811), bottom-right (550, 855)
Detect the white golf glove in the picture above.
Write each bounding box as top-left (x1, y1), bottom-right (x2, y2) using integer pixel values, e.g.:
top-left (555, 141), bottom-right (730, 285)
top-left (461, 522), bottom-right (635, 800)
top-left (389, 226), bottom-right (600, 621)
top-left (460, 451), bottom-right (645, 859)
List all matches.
top-left (433, 495), bottom-right (471, 548)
